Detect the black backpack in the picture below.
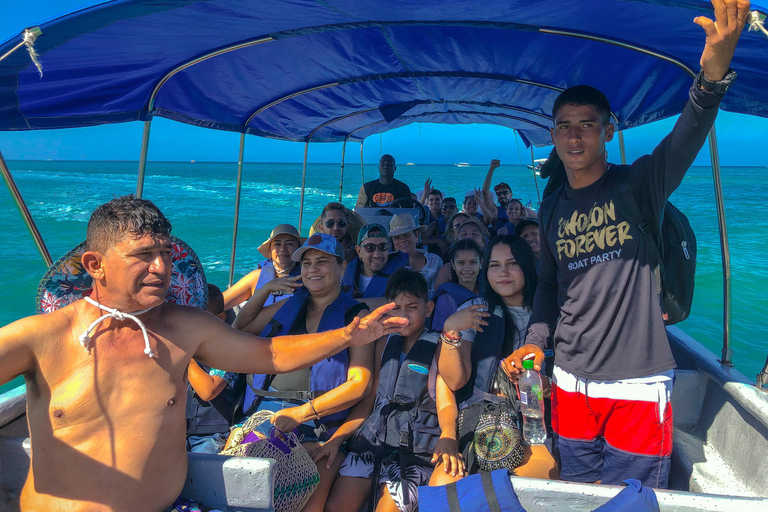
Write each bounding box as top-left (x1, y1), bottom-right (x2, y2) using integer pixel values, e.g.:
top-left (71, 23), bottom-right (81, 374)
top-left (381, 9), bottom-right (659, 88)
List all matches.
top-left (540, 166), bottom-right (696, 325)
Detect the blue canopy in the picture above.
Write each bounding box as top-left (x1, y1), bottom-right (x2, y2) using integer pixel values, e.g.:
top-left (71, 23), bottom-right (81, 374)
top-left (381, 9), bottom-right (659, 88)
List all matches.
top-left (1, 0), bottom-right (766, 146)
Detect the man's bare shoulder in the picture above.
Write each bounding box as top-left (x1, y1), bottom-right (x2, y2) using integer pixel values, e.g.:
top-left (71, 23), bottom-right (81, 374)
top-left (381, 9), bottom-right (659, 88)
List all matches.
top-left (1, 304), bottom-right (74, 343)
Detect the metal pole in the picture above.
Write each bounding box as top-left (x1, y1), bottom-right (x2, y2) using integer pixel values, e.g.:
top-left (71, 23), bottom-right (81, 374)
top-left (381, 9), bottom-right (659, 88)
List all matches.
top-left (530, 146), bottom-right (541, 202)
top-left (339, 140), bottom-right (347, 203)
top-left (617, 131), bottom-right (627, 164)
top-left (136, 120), bottom-right (152, 198)
top-left (0, 149), bottom-right (52, 266)
top-left (360, 140), bottom-right (365, 184)
top-left (707, 127), bottom-right (732, 366)
top-left (298, 142), bottom-right (309, 233)
top-left (228, 134), bottom-right (246, 288)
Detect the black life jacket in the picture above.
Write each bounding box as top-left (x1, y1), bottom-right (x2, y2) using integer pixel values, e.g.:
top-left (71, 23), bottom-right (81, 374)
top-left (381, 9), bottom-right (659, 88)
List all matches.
top-left (456, 308), bottom-right (507, 408)
top-left (350, 331), bottom-right (441, 465)
top-left (186, 365), bottom-right (246, 436)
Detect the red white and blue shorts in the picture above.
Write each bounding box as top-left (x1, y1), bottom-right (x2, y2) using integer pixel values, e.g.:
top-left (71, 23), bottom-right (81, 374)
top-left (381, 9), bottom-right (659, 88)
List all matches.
top-left (551, 366), bottom-right (674, 488)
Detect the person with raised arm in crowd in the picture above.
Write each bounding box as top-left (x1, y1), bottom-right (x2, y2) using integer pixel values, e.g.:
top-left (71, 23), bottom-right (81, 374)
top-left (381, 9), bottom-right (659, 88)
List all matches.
top-left (356, 154), bottom-right (412, 208)
top-left (505, 0), bottom-right (750, 489)
top-left (480, 159), bottom-right (514, 233)
top-left (0, 195), bottom-right (407, 512)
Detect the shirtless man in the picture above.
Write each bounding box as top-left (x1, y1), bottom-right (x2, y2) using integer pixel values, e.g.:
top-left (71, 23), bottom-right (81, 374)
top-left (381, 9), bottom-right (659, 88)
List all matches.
top-left (0, 196), bottom-right (407, 512)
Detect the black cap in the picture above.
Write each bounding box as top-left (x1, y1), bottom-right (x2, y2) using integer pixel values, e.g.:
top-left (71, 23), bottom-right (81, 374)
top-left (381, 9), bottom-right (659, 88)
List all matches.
top-left (514, 218), bottom-right (539, 236)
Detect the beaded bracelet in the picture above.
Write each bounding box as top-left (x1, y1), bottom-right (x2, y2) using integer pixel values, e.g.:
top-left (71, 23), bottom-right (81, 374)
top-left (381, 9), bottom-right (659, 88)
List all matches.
top-left (308, 399), bottom-right (320, 420)
top-left (439, 331), bottom-right (462, 349)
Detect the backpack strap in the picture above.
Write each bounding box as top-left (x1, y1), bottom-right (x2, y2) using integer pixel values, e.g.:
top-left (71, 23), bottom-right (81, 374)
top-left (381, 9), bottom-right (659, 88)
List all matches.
top-left (605, 166), bottom-right (664, 297)
top-left (538, 184), bottom-right (565, 238)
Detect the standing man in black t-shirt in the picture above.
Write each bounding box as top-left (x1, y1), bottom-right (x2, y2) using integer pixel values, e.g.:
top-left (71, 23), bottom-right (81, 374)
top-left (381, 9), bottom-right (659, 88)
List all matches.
top-left (356, 154), bottom-right (412, 207)
top-left (503, 0), bottom-right (750, 489)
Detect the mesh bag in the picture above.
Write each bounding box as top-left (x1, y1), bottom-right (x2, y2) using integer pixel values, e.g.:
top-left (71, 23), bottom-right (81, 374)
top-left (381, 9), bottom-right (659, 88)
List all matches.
top-left (221, 411), bottom-right (320, 512)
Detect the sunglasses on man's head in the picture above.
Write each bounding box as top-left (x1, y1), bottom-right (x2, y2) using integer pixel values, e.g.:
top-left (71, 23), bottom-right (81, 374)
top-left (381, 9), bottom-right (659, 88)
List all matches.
top-left (325, 219), bottom-right (347, 228)
top-left (362, 242), bottom-right (389, 253)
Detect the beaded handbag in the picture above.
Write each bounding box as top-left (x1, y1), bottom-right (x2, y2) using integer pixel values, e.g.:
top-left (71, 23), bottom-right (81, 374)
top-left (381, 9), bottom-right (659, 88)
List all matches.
top-left (221, 411), bottom-right (320, 512)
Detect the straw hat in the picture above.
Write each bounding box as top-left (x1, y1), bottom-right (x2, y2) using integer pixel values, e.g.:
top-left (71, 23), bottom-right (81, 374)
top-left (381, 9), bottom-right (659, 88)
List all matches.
top-left (257, 224), bottom-right (307, 259)
top-left (388, 213), bottom-right (427, 237)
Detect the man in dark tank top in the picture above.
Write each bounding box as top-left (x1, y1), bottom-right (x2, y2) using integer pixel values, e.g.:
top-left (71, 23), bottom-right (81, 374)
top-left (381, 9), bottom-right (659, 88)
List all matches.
top-left (356, 154), bottom-right (412, 207)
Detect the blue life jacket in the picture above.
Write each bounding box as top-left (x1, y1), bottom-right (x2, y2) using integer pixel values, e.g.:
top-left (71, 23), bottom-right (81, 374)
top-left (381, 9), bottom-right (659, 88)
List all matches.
top-left (186, 365), bottom-right (245, 436)
top-left (350, 331), bottom-right (441, 466)
top-left (244, 287), bottom-right (362, 433)
top-left (456, 307), bottom-right (507, 407)
top-left (343, 251), bottom-right (408, 298)
top-left (429, 282), bottom-right (478, 331)
top-left (254, 259), bottom-right (301, 307)
top-left (436, 216), bottom-right (448, 238)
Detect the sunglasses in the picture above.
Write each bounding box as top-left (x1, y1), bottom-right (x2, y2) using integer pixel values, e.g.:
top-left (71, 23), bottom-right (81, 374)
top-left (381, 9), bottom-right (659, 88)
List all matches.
top-left (362, 242), bottom-right (389, 253)
top-left (325, 218), bottom-right (347, 229)
top-left (441, 204), bottom-right (457, 210)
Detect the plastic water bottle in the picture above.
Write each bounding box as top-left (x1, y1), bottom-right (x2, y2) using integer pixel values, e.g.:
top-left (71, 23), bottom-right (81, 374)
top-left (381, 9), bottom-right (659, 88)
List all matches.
top-left (519, 359), bottom-right (547, 444)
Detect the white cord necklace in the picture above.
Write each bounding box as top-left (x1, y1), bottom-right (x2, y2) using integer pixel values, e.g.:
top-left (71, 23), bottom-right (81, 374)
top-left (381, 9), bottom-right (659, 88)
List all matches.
top-left (79, 296), bottom-right (158, 358)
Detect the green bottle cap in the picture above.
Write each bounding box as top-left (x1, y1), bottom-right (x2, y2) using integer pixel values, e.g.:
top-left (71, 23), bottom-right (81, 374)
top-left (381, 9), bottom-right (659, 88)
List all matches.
top-left (522, 359), bottom-right (534, 370)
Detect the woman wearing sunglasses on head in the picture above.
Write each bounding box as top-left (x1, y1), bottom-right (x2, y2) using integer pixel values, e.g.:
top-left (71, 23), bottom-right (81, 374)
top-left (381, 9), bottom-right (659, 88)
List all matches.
top-left (316, 202), bottom-right (364, 263)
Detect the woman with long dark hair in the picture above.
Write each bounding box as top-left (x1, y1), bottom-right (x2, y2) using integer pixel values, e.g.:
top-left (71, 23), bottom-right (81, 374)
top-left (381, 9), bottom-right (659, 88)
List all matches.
top-left (434, 235), bottom-right (556, 483)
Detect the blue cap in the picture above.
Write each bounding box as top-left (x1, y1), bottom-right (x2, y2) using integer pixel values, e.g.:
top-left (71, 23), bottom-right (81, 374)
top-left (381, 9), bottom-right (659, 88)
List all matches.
top-left (292, 233), bottom-right (345, 262)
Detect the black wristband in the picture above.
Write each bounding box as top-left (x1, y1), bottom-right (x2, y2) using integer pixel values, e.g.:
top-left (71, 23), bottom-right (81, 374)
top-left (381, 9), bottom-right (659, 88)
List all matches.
top-left (696, 69), bottom-right (737, 95)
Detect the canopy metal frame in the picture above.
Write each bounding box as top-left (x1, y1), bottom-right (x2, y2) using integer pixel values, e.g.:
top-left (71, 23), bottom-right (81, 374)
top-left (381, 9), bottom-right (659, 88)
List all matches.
top-left (0, 14), bottom-right (736, 368)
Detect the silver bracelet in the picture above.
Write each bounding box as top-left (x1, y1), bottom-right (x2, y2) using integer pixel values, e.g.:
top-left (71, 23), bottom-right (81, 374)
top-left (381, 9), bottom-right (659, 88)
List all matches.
top-left (439, 332), bottom-right (462, 350)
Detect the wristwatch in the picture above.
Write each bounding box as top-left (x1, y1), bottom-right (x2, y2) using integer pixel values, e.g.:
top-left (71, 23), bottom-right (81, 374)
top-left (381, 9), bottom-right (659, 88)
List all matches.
top-left (696, 68), bottom-right (737, 94)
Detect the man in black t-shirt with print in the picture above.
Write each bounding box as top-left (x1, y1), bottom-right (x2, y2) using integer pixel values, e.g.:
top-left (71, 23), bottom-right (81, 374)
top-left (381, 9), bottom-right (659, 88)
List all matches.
top-left (504, 0), bottom-right (750, 489)
top-left (356, 154), bottom-right (412, 207)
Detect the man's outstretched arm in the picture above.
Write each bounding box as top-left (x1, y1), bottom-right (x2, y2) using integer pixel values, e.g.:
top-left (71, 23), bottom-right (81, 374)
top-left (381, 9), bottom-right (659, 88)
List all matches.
top-left (194, 303), bottom-right (407, 375)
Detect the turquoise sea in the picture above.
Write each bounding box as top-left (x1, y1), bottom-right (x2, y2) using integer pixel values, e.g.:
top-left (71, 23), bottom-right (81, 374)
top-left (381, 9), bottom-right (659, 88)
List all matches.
top-left (1, 160), bottom-right (766, 393)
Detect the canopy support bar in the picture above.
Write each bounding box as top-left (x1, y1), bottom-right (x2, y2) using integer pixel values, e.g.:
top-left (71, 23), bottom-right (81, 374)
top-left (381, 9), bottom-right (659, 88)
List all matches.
top-left (360, 140), bottom-right (365, 185)
top-left (340, 140), bottom-right (347, 203)
top-left (618, 131), bottom-right (627, 164)
top-left (299, 142), bottom-right (309, 233)
top-left (229, 134), bottom-right (246, 288)
top-left (0, 149), bottom-right (52, 267)
top-left (707, 127), bottom-right (732, 366)
top-left (136, 121), bottom-right (152, 198)
top-left (530, 146), bottom-right (541, 202)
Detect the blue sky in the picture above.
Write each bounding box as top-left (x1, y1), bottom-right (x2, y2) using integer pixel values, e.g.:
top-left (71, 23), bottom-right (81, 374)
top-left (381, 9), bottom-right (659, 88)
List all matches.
top-left (1, 1), bottom-right (766, 166)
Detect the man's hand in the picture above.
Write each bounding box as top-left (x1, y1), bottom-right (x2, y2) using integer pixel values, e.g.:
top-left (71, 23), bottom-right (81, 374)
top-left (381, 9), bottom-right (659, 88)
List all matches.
top-left (489, 159), bottom-right (501, 171)
top-left (695, 0), bottom-right (751, 81)
top-left (431, 436), bottom-right (466, 477)
top-left (501, 344), bottom-right (545, 378)
top-left (308, 437), bottom-right (344, 469)
top-left (342, 303), bottom-right (408, 346)
top-left (423, 178), bottom-right (434, 197)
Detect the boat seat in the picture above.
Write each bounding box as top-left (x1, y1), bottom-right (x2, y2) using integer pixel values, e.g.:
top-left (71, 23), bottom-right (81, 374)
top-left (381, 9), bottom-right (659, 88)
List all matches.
top-left (0, 436), bottom-right (278, 511)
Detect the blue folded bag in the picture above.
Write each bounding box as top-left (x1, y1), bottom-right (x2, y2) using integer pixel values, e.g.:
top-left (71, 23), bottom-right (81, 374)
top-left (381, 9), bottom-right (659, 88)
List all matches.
top-left (418, 469), bottom-right (525, 512)
top-left (593, 479), bottom-right (660, 512)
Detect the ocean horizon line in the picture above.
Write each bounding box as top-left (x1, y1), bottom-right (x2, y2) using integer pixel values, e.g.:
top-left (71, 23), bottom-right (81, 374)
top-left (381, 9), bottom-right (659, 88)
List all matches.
top-left (6, 159), bottom-right (767, 168)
